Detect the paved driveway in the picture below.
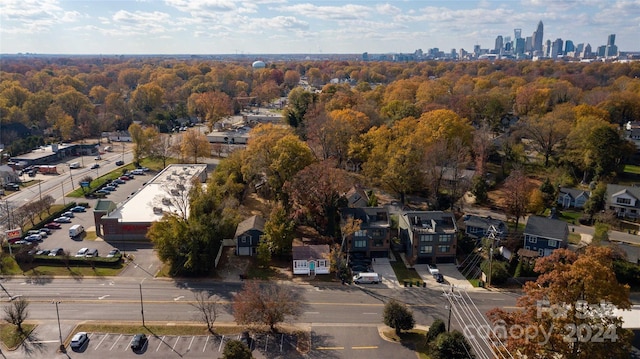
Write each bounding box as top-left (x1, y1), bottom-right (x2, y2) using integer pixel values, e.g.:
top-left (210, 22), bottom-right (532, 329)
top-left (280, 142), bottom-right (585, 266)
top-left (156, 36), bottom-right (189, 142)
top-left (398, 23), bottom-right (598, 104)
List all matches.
top-left (370, 258), bottom-right (401, 289)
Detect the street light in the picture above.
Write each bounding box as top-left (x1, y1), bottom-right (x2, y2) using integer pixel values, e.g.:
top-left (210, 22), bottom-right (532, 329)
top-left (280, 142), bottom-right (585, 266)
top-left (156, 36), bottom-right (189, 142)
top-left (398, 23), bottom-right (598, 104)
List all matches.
top-left (139, 283), bottom-right (145, 327)
top-left (52, 300), bottom-right (65, 352)
top-left (67, 164), bottom-right (75, 190)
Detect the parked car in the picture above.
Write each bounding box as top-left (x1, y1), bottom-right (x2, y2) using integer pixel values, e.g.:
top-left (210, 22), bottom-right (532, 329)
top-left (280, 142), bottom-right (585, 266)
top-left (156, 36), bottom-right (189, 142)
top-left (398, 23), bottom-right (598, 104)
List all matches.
top-left (131, 169), bottom-right (144, 175)
top-left (53, 216), bottom-right (72, 223)
top-left (434, 273), bottom-right (445, 283)
top-left (119, 176), bottom-right (131, 181)
top-left (3, 183), bottom-right (19, 191)
top-left (13, 240), bottom-right (28, 245)
top-left (70, 332), bottom-right (89, 350)
top-left (70, 205), bottom-right (86, 212)
top-left (61, 211), bottom-right (74, 218)
top-left (25, 234), bottom-right (42, 242)
top-left (240, 331), bottom-right (251, 348)
top-left (39, 228), bottom-right (52, 234)
top-left (35, 249), bottom-right (50, 256)
top-left (113, 178), bottom-right (126, 184)
top-left (137, 166), bottom-right (150, 172)
top-left (48, 248), bottom-right (64, 257)
top-left (90, 163), bottom-right (100, 169)
top-left (131, 333), bottom-right (147, 351)
top-left (85, 248), bottom-right (98, 257)
top-left (75, 248), bottom-right (88, 257)
top-left (44, 222), bottom-right (61, 229)
top-left (38, 231), bottom-right (48, 238)
top-left (96, 189), bottom-right (110, 195)
top-left (103, 186), bottom-right (116, 192)
top-left (106, 249), bottom-right (120, 258)
top-left (27, 230), bottom-right (41, 236)
top-left (115, 160), bottom-right (125, 166)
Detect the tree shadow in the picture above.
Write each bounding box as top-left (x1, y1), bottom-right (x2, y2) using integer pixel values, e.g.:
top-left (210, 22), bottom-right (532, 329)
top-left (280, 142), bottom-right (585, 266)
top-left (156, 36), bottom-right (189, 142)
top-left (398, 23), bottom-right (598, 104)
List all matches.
top-left (16, 327), bottom-right (46, 357)
top-left (303, 331), bottom-right (340, 359)
top-left (144, 327), bottom-right (184, 357)
top-left (23, 271), bottom-right (53, 286)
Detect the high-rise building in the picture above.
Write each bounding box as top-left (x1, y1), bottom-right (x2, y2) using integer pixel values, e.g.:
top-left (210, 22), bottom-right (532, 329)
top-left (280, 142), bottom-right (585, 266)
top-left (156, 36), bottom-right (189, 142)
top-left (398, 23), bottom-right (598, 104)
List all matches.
top-left (576, 43), bottom-right (584, 54)
top-left (525, 36), bottom-right (533, 52)
top-left (544, 39), bottom-right (552, 57)
top-left (583, 43), bottom-right (592, 58)
top-left (514, 28), bottom-right (522, 39)
top-left (551, 38), bottom-right (564, 58)
top-left (494, 35), bottom-right (504, 54)
top-left (533, 21), bottom-right (544, 55)
top-left (515, 37), bottom-right (526, 55)
top-left (564, 40), bottom-right (575, 54)
top-left (605, 34), bottom-right (617, 57)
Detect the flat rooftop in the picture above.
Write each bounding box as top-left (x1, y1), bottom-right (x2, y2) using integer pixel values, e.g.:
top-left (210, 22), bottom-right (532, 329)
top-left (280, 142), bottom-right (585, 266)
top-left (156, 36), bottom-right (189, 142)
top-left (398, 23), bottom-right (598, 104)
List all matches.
top-left (104, 164), bottom-right (207, 223)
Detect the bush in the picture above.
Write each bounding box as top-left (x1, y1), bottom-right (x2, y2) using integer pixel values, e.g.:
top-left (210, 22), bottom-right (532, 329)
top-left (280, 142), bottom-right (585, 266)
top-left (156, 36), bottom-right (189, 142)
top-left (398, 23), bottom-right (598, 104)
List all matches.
top-left (383, 299), bottom-right (415, 335)
top-left (425, 318), bottom-right (446, 344)
top-left (481, 259), bottom-right (510, 285)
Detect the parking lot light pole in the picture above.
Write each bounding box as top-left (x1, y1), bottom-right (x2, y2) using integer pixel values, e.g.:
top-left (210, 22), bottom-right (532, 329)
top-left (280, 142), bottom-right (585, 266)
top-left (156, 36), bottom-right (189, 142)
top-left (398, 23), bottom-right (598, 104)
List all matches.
top-left (53, 300), bottom-right (65, 352)
top-left (139, 283), bottom-right (145, 327)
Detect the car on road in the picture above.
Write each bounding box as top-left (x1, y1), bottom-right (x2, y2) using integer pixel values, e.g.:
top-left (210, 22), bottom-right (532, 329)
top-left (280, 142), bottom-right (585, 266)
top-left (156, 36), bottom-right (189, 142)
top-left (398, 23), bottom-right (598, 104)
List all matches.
top-left (61, 211), bottom-right (74, 218)
top-left (48, 248), bottom-right (64, 257)
top-left (131, 333), bottom-right (147, 351)
top-left (70, 205), bottom-right (86, 212)
top-left (75, 248), bottom-right (88, 257)
top-left (44, 222), bottom-right (62, 229)
top-left (434, 273), bottom-right (445, 283)
top-left (106, 249), bottom-right (120, 258)
top-left (53, 216), bottom-right (72, 223)
top-left (70, 332), bottom-right (89, 350)
top-left (90, 163), bottom-right (100, 169)
top-left (115, 160), bottom-right (125, 166)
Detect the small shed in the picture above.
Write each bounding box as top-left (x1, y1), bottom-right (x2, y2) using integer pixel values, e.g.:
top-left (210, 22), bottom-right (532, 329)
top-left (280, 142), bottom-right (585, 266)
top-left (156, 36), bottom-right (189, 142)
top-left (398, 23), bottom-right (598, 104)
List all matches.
top-left (292, 244), bottom-right (330, 275)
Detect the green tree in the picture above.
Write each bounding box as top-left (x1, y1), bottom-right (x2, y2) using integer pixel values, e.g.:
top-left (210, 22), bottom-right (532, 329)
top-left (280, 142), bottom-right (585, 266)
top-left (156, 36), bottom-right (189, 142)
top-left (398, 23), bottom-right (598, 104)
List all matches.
top-left (283, 87), bottom-right (316, 129)
top-left (263, 203), bottom-right (295, 256)
top-left (432, 331), bottom-right (474, 359)
top-left (593, 222), bottom-right (609, 244)
top-left (256, 239), bottom-right (271, 268)
top-left (539, 177), bottom-right (557, 209)
top-left (480, 259), bottom-right (510, 285)
top-left (425, 318), bottom-right (446, 345)
top-left (383, 299), bottom-right (415, 335)
top-left (584, 182), bottom-right (607, 221)
top-left (222, 339), bottom-right (253, 359)
top-left (587, 126), bottom-right (629, 178)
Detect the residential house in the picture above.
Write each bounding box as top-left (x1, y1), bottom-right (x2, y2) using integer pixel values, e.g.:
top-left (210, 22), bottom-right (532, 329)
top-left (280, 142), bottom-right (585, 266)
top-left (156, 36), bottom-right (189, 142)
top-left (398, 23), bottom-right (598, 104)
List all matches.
top-left (235, 215), bottom-right (265, 256)
top-left (557, 187), bottom-right (590, 209)
top-left (398, 211), bottom-right (458, 264)
top-left (292, 244), bottom-right (330, 275)
top-left (344, 185), bottom-right (369, 208)
top-left (340, 207), bottom-right (391, 258)
top-left (606, 184), bottom-right (640, 219)
top-left (0, 165), bottom-right (19, 186)
top-left (523, 216), bottom-right (569, 257)
top-left (462, 214), bottom-right (507, 240)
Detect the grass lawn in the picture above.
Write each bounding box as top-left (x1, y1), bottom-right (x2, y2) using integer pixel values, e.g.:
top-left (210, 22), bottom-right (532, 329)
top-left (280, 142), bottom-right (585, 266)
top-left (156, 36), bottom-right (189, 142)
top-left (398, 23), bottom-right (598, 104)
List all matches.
top-left (0, 323), bottom-right (37, 350)
top-left (21, 265), bottom-right (124, 277)
top-left (382, 329), bottom-right (429, 358)
top-left (624, 164), bottom-right (640, 175)
top-left (74, 323), bottom-right (236, 337)
top-left (390, 259), bottom-right (424, 285)
top-left (559, 210), bottom-right (582, 224)
top-left (568, 233), bottom-right (582, 245)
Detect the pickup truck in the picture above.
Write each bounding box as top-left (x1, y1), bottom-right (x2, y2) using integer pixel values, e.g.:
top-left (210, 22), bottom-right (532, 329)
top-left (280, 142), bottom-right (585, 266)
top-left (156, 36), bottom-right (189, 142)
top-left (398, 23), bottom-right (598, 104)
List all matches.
top-left (427, 264), bottom-right (440, 276)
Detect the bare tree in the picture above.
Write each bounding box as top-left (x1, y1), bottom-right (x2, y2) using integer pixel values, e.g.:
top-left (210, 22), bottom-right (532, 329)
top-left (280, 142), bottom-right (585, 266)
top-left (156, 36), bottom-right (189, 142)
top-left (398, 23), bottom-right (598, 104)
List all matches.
top-left (4, 297), bottom-right (29, 333)
top-left (149, 133), bottom-right (175, 168)
top-left (504, 167), bottom-right (533, 230)
top-left (190, 291), bottom-right (219, 334)
top-left (232, 281), bottom-right (302, 332)
top-left (156, 176), bottom-right (196, 221)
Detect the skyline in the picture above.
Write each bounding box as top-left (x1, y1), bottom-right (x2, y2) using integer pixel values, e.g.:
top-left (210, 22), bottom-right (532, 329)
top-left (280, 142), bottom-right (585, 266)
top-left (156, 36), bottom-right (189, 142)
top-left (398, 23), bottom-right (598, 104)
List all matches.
top-left (1, 0), bottom-right (639, 55)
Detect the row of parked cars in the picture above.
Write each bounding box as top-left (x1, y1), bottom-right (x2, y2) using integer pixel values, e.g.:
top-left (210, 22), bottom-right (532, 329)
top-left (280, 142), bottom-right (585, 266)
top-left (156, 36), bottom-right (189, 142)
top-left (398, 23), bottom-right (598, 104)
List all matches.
top-left (10, 206), bottom-right (86, 246)
top-left (71, 332), bottom-right (147, 352)
top-left (92, 167), bottom-right (148, 197)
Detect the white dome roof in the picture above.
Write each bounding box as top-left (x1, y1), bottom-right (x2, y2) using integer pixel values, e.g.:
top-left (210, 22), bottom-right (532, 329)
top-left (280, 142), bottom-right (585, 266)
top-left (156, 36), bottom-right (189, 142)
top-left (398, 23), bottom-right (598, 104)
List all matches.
top-left (252, 61), bottom-right (266, 68)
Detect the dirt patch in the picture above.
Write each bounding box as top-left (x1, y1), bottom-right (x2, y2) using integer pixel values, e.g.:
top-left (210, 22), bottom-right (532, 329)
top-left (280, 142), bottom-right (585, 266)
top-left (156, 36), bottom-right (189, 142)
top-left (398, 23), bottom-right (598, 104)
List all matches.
top-left (216, 247), bottom-right (251, 281)
top-left (239, 193), bottom-right (273, 218)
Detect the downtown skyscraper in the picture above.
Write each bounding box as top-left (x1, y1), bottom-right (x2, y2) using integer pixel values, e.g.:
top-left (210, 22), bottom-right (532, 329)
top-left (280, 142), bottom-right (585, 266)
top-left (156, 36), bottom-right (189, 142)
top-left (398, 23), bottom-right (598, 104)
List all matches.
top-left (533, 21), bottom-right (544, 56)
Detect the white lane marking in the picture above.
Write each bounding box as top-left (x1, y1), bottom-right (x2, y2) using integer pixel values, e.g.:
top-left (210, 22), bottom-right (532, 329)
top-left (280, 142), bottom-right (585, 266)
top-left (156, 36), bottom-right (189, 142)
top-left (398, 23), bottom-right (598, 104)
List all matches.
top-left (109, 334), bottom-right (122, 351)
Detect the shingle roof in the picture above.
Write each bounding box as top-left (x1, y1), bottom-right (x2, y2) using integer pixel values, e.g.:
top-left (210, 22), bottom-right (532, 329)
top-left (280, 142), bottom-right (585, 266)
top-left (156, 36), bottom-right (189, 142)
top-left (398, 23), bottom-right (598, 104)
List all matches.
top-left (234, 215), bottom-right (265, 238)
top-left (559, 187), bottom-right (590, 200)
top-left (524, 216), bottom-right (568, 240)
top-left (464, 215), bottom-right (505, 230)
top-left (292, 244), bottom-right (330, 260)
top-left (607, 184), bottom-right (640, 201)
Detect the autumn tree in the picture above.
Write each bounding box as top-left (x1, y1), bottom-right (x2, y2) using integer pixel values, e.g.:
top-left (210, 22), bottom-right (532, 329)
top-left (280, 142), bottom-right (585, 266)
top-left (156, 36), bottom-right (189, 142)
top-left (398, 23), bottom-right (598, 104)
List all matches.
top-left (131, 82), bottom-right (164, 114)
top-left (180, 128), bottom-right (210, 164)
top-left (519, 111), bottom-right (572, 166)
top-left (383, 299), bottom-right (415, 335)
top-left (188, 91), bottom-right (233, 130)
top-left (232, 281), bottom-right (302, 331)
top-left (283, 161), bottom-right (352, 235)
top-left (487, 247), bottom-right (632, 359)
top-left (503, 168), bottom-right (532, 229)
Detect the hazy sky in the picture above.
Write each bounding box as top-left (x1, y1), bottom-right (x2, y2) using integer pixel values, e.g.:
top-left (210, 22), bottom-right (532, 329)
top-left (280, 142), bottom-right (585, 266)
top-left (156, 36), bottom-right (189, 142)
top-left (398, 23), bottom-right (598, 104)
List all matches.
top-left (1, 0), bottom-right (639, 55)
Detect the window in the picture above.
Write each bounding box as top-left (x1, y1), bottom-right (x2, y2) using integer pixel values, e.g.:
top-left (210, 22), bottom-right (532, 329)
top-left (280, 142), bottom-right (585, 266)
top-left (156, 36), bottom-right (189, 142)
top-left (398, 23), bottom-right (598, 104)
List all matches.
top-left (317, 260), bottom-right (327, 268)
top-left (528, 236), bottom-right (537, 244)
top-left (420, 245), bottom-right (433, 254)
top-left (525, 246), bottom-right (530, 250)
top-left (354, 239), bottom-right (366, 248)
top-left (371, 229), bottom-right (385, 237)
top-left (439, 245), bottom-right (450, 253)
top-left (241, 236), bottom-right (247, 243)
top-left (616, 197), bottom-right (631, 205)
top-left (373, 238), bottom-right (384, 247)
top-left (538, 249), bottom-right (544, 256)
top-left (420, 234), bottom-right (434, 242)
top-left (294, 261), bottom-right (307, 268)
top-left (439, 234), bottom-right (452, 243)
top-left (548, 239), bottom-right (557, 248)
top-left (354, 230), bottom-right (366, 237)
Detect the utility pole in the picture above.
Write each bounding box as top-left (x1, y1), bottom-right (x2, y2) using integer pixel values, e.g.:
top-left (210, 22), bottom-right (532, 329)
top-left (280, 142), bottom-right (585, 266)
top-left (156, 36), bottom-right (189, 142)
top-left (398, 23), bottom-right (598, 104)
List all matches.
top-left (53, 301), bottom-right (65, 352)
top-left (486, 225), bottom-right (500, 287)
top-left (443, 285), bottom-right (462, 332)
top-left (139, 283), bottom-right (145, 327)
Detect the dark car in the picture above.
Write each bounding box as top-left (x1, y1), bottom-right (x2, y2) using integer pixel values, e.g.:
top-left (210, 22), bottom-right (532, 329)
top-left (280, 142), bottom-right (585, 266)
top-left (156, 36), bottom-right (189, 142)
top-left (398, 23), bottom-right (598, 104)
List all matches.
top-left (434, 273), bottom-right (445, 283)
top-left (115, 160), bottom-right (125, 166)
top-left (240, 331), bottom-right (252, 349)
top-left (70, 205), bottom-right (86, 212)
top-left (131, 333), bottom-right (147, 351)
top-left (70, 332), bottom-right (89, 350)
top-left (90, 163), bottom-right (100, 169)
top-left (3, 183), bottom-right (19, 191)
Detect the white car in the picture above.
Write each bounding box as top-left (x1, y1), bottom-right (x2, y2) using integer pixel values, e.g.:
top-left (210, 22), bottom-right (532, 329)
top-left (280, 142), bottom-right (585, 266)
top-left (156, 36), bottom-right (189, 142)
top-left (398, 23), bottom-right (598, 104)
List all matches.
top-left (54, 216), bottom-right (72, 223)
top-left (75, 248), bottom-right (88, 257)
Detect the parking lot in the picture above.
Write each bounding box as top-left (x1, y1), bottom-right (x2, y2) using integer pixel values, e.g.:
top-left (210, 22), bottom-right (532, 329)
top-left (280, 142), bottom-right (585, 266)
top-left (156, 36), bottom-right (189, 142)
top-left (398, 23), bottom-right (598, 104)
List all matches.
top-left (22, 168), bottom-right (152, 260)
top-left (68, 331), bottom-right (301, 359)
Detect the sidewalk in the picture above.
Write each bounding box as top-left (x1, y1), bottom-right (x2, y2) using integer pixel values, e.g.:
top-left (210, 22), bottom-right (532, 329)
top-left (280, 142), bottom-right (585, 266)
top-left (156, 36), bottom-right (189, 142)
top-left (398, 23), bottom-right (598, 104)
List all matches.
top-left (414, 263), bottom-right (486, 292)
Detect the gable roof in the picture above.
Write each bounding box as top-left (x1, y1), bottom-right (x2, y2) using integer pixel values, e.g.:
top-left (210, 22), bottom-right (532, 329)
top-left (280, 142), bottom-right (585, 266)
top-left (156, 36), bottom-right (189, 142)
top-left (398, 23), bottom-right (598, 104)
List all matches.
top-left (559, 187), bottom-right (590, 200)
top-left (234, 215), bottom-right (265, 237)
top-left (463, 215), bottom-right (505, 230)
top-left (345, 185), bottom-right (369, 208)
top-left (607, 184), bottom-right (640, 201)
top-left (524, 216), bottom-right (568, 240)
top-left (292, 244), bottom-right (330, 260)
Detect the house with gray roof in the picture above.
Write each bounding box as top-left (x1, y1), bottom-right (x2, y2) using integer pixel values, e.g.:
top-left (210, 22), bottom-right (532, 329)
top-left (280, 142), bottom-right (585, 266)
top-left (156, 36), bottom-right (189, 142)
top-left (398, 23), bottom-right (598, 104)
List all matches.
top-left (462, 214), bottom-right (507, 240)
top-left (606, 184), bottom-right (640, 219)
top-left (523, 216), bottom-right (569, 257)
top-left (557, 187), bottom-right (590, 209)
top-left (398, 211), bottom-right (457, 264)
top-left (340, 207), bottom-right (391, 258)
top-left (235, 215), bottom-right (265, 256)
